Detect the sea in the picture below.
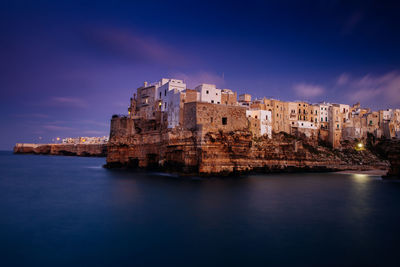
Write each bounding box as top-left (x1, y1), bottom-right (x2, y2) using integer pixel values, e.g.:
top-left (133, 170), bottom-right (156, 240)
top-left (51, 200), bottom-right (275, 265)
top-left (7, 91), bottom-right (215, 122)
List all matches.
top-left (0, 151), bottom-right (399, 266)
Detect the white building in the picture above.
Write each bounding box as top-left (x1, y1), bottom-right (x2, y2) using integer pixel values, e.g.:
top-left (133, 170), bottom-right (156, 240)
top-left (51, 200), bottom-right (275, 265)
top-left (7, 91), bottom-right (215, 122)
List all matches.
top-left (155, 78), bottom-right (186, 112)
top-left (246, 109), bottom-right (272, 138)
top-left (318, 102), bottom-right (331, 123)
top-left (337, 104), bottom-right (351, 123)
top-left (195, 84), bottom-right (221, 104)
top-left (291, 120), bottom-right (318, 129)
top-left (382, 109), bottom-right (393, 121)
top-left (165, 89), bottom-right (184, 128)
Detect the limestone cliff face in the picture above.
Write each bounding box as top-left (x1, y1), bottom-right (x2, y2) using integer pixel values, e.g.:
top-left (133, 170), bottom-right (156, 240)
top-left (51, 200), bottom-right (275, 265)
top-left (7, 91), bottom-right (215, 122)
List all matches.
top-left (14, 143), bottom-right (106, 157)
top-left (106, 118), bottom-right (389, 175)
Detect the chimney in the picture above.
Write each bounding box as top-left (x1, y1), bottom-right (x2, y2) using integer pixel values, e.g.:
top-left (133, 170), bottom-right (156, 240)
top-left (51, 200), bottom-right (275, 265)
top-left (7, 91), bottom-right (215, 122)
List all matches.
top-left (144, 81), bottom-right (148, 87)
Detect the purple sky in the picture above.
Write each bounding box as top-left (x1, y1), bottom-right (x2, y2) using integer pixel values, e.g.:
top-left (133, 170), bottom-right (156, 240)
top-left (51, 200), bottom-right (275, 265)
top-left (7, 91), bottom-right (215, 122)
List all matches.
top-left (0, 0), bottom-right (399, 149)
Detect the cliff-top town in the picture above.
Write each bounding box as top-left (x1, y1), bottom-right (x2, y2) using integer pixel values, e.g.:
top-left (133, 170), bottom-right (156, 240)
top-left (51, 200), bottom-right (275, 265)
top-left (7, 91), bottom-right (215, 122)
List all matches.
top-left (126, 78), bottom-right (400, 148)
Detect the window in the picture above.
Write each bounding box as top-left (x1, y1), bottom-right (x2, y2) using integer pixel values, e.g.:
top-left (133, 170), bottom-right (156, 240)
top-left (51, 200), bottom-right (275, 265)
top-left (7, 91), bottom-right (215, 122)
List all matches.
top-left (217, 102), bottom-right (220, 104)
top-left (325, 117), bottom-right (328, 122)
top-left (164, 102), bottom-right (167, 109)
top-left (159, 92), bottom-right (161, 98)
top-left (337, 124), bottom-right (339, 128)
top-left (206, 90), bottom-right (209, 94)
top-left (210, 117), bottom-right (213, 123)
top-left (216, 93), bottom-right (218, 95)
top-left (211, 100), bottom-right (214, 103)
top-left (222, 117), bottom-right (227, 125)
top-left (266, 115), bottom-right (268, 120)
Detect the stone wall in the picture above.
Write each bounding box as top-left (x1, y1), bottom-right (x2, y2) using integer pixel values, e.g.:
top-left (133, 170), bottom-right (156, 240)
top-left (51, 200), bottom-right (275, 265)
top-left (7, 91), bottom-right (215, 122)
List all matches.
top-left (183, 102), bottom-right (248, 133)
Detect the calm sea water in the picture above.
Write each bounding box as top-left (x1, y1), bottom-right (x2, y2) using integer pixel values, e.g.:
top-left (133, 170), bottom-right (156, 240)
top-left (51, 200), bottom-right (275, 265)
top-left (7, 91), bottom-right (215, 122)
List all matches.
top-left (0, 151), bottom-right (399, 266)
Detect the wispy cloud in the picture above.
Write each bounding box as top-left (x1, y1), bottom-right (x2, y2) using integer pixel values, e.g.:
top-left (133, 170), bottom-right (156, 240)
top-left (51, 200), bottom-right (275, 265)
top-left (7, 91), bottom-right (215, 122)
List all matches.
top-left (50, 97), bottom-right (88, 108)
top-left (43, 125), bottom-right (75, 131)
top-left (13, 113), bottom-right (49, 119)
top-left (84, 26), bottom-right (188, 66)
top-left (83, 130), bottom-right (108, 135)
top-left (170, 71), bottom-right (226, 89)
top-left (337, 73), bottom-right (350, 86)
top-left (346, 71), bottom-right (400, 107)
top-left (293, 83), bottom-right (325, 99)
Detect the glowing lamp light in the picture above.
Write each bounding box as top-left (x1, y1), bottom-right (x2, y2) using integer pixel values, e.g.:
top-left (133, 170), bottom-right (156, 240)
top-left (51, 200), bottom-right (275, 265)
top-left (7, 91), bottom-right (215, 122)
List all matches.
top-left (357, 143), bottom-right (363, 148)
top-left (82, 139), bottom-right (86, 142)
top-left (56, 137), bottom-right (60, 141)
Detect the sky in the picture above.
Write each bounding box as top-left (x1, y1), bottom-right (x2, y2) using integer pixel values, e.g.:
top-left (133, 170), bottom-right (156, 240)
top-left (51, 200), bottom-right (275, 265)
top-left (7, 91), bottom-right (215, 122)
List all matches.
top-left (0, 0), bottom-right (399, 149)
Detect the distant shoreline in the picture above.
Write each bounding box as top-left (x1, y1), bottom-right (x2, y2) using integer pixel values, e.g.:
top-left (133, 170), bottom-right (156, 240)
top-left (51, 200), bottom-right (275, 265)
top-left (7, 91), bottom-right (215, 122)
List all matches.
top-left (13, 143), bottom-right (107, 157)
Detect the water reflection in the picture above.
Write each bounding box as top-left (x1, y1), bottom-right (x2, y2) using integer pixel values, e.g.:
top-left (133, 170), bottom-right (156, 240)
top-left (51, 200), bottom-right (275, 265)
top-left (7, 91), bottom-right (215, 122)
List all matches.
top-left (2, 153), bottom-right (400, 266)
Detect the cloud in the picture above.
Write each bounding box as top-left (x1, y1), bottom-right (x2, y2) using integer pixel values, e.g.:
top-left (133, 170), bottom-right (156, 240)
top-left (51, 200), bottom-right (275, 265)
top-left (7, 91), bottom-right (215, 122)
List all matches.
top-left (170, 71), bottom-right (226, 89)
top-left (293, 83), bottom-right (325, 99)
top-left (337, 73), bottom-right (350, 86)
top-left (43, 125), bottom-right (74, 131)
top-left (347, 71), bottom-right (400, 107)
top-left (83, 130), bottom-right (108, 135)
top-left (84, 26), bottom-right (187, 66)
top-left (50, 97), bottom-right (88, 108)
top-left (13, 113), bottom-right (49, 119)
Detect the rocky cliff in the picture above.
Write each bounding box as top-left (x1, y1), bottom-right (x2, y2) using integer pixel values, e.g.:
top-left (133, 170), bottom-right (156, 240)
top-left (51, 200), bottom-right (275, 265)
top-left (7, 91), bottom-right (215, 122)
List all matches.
top-left (14, 143), bottom-right (107, 157)
top-left (106, 123), bottom-right (390, 175)
top-left (369, 138), bottom-right (400, 179)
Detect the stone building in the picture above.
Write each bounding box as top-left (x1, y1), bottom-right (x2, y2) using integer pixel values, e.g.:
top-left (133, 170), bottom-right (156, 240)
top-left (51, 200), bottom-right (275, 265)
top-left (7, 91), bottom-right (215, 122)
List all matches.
top-left (183, 102), bottom-right (247, 135)
top-left (125, 78), bottom-right (399, 150)
top-left (329, 105), bottom-right (342, 148)
top-left (221, 89), bottom-right (237, 105)
top-left (246, 109), bottom-right (272, 138)
top-left (239, 94), bottom-right (251, 106)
